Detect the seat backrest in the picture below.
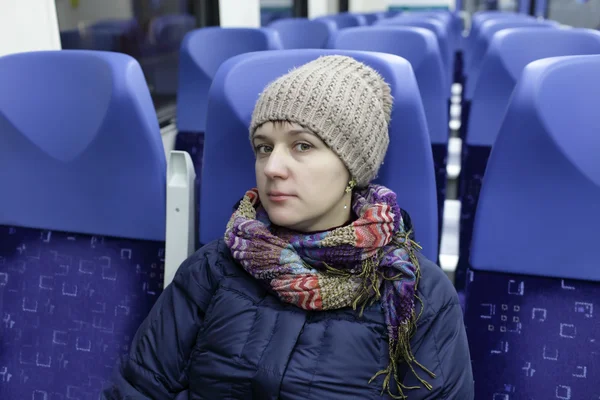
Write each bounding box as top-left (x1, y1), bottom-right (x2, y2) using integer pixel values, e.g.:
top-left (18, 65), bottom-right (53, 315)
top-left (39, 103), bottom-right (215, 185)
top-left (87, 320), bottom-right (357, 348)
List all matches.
top-left (0, 50), bottom-right (166, 399)
top-left (404, 11), bottom-right (456, 48)
top-left (458, 28), bottom-right (600, 271)
top-left (268, 18), bottom-right (336, 49)
top-left (464, 19), bottom-right (558, 95)
top-left (467, 28), bottom-right (600, 147)
top-left (199, 49), bottom-right (438, 260)
top-left (465, 54), bottom-right (600, 399)
top-left (176, 27), bottom-right (284, 134)
top-left (465, 12), bottom-right (531, 62)
top-left (331, 26), bottom-right (448, 146)
top-left (316, 13), bottom-right (367, 29)
top-left (375, 16), bottom-right (451, 88)
top-left (362, 12), bottom-right (384, 25)
top-left (472, 54), bottom-right (600, 279)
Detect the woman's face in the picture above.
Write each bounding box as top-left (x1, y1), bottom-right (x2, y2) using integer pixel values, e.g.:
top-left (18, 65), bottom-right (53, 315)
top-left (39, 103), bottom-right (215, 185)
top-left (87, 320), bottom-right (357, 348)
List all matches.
top-left (253, 121), bottom-right (352, 232)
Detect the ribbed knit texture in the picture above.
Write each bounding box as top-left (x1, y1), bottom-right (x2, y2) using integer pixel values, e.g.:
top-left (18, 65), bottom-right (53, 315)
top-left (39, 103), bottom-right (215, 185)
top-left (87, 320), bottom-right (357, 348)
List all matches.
top-left (250, 55), bottom-right (393, 188)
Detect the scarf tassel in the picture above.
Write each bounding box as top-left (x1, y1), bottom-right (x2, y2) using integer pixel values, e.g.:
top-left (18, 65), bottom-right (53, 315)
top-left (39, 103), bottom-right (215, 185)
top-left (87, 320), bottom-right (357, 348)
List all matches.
top-left (369, 325), bottom-right (437, 399)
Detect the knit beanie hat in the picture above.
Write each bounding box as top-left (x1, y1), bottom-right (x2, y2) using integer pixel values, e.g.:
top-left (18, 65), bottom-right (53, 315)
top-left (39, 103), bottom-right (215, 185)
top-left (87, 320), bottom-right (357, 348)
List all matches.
top-left (249, 55), bottom-right (393, 188)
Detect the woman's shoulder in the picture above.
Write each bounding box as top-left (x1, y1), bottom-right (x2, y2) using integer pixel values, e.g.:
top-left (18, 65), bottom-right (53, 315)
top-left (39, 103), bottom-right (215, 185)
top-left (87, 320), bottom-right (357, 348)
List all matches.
top-left (173, 239), bottom-right (242, 290)
top-left (415, 253), bottom-right (461, 323)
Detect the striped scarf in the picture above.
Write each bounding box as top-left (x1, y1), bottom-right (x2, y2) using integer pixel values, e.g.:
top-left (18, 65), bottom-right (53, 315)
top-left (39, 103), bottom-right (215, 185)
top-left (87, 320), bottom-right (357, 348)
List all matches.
top-left (224, 184), bottom-right (434, 398)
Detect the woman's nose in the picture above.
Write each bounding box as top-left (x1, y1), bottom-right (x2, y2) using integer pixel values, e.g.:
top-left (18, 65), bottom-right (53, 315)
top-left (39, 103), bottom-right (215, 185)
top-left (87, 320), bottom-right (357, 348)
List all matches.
top-left (263, 147), bottom-right (289, 180)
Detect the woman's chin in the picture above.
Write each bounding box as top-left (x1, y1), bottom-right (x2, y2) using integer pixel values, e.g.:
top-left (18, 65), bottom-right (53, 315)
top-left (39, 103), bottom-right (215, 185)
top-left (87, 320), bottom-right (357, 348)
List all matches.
top-left (267, 210), bottom-right (301, 229)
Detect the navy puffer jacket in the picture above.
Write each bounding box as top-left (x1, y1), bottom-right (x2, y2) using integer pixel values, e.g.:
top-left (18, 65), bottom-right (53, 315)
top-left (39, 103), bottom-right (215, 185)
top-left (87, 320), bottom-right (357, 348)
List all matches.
top-left (103, 239), bottom-right (474, 399)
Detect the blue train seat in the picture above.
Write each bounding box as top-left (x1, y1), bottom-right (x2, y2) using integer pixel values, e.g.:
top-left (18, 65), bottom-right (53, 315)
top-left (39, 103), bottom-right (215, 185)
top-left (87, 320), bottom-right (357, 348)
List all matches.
top-left (375, 16), bottom-right (452, 94)
top-left (455, 28), bottom-right (600, 291)
top-left (316, 13), bottom-right (367, 29)
top-left (0, 51), bottom-right (166, 399)
top-left (464, 54), bottom-right (600, 399)
top-left (268, 18), bottom-right (336, 49)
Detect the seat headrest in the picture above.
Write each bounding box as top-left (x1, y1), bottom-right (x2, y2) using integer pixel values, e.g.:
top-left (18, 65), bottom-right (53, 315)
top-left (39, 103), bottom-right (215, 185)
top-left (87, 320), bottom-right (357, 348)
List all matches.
top-left (471, 54), bottom-right (600, 282)
top-left (0, 50), bottom-right (166, 241)
top-left (467, 28), bottom-right (600, 147)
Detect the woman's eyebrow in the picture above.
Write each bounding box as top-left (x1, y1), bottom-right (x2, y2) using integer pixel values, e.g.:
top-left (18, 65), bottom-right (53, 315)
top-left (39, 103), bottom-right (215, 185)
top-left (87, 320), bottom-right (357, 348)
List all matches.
top-left (253, 129), bottom-right (315, 142)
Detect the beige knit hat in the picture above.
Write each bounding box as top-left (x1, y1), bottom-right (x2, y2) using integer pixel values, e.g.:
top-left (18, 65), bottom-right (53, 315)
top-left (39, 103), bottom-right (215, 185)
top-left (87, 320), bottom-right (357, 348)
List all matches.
top-left (249, 55), bottom-right (393, 188)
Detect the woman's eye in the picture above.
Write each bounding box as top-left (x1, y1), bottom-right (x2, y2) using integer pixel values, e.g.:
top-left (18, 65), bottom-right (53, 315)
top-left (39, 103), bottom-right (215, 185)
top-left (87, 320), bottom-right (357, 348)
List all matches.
top-left (255, 144), bottom-right (272, 154)
top-left (295, 143), bottom-right (312, 152)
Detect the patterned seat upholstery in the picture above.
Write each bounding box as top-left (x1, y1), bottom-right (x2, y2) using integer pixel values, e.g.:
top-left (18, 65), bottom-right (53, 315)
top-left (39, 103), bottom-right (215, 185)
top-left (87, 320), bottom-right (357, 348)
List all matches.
top-left (455, 28), bottom-right (600, 292)
top-left (464, 55), bottom-right (600, 398)
top-left (0, 51), bottom-right (166, 399)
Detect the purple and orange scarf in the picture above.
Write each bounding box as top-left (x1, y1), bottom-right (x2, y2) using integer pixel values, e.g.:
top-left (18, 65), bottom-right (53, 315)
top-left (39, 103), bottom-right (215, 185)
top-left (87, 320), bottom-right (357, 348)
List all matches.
top-left (224, 184), bottom-right (434, 398)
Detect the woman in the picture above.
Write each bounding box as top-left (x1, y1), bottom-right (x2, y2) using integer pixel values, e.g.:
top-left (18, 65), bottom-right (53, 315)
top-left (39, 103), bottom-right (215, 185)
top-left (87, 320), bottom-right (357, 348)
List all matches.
top-left (103, 55), bottom-right (474, 399)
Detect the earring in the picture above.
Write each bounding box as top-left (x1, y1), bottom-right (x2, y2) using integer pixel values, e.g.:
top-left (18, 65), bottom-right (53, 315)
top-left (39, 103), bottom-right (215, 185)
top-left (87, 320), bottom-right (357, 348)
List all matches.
top-left (345, 179), bottom-right (357, 194)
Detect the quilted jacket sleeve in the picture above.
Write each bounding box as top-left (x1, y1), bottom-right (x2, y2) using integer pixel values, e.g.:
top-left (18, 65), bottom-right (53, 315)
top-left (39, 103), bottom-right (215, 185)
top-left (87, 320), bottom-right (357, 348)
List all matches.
top-left (403, 255), bottom-right (475, 399)
top-left (101, 240), bottom-right (224, 399)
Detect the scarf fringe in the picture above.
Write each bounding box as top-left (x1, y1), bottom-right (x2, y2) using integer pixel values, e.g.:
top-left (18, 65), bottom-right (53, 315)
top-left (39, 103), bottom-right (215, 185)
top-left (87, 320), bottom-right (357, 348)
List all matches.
top-left (373, 233), bottom-right (436, 398)
top-left (328, 231), bottom-right (435, 397)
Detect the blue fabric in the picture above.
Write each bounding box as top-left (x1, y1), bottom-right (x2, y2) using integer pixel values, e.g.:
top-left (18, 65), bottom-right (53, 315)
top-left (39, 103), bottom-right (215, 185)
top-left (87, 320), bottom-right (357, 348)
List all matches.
top-left (464, 55), bottom-right (600, 398)
top-left (176, 27), bottom-right (284, 134)
top-left (268, 18), bottom-right (336, 49)
top-left (471, 54), bottom-right (600, 281)
top-left (0, 226), bottom-right (165, 400)
top-left (0, 51), bottom-right (166, 241)
top-left (199, 49), bottom-right (439, 260)
top-left (102, 239), bottom-right (474, 399)
top-left (464, 270), bottom-right (600, 398)
top-left (464, 19), bottom-right (557, 100)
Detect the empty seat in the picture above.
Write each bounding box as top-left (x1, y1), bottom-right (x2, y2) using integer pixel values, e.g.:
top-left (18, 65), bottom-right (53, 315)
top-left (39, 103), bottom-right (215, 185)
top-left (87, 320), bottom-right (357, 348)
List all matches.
top-left (175, 27), bottom-right (283, 185)
top-left (331, 26), bottom-right (449, 238)
top-left (459, 18), bottom-right (558, 141)
top-left (0, 51), bottom-right (166, 399)
top-left (464, 18), bottom-right (558, 100)
top-left (375, 16), bottom-right (452, 92)
top-left (316, 13), bottom-right (367, 29)
top-left (268, 18), bottom-right (336, 49)
top-left (464, 54), bottom-right (600, 399)
top-left (462, 12), bottom-right (532, 76)
top-left (362, 12), bottom-right (385, 25)
top-left (456, 28), bottom-right (600, 291)
top-left (199, 49), bottom-right (439, 260)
